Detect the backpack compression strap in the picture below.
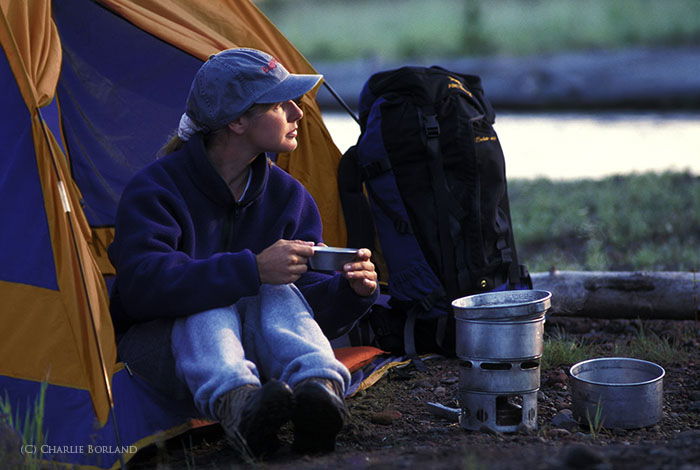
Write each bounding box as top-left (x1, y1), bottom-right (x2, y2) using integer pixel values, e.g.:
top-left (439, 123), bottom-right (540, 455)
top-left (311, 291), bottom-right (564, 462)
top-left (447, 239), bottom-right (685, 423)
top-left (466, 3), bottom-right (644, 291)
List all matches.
top-left (418, 108), bottom-right (462, 356)
top-left (419, 108), bottom-right (460, 299)
top-left (403, 290), bottom-right (443, 370)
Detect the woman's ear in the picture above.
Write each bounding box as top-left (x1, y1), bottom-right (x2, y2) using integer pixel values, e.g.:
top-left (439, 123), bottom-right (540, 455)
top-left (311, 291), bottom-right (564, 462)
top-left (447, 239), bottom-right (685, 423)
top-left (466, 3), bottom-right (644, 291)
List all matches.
top-left (228, 117), bottom-right (247, 135)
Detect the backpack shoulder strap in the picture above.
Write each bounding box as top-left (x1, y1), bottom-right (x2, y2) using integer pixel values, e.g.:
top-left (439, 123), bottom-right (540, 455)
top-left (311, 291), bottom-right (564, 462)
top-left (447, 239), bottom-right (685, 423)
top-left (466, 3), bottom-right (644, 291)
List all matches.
top-left (338, 145), bottom-right (376, 251)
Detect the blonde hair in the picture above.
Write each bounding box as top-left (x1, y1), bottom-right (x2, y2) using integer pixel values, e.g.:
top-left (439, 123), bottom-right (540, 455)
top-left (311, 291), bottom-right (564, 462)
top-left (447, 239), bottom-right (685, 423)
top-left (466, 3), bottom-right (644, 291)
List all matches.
top-left (158, 133), bottom-right (184, 156)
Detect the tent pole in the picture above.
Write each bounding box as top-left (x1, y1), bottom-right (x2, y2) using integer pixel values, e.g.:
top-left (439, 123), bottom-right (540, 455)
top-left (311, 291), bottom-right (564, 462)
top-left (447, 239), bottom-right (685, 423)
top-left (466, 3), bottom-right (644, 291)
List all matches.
top-left (37, 110), bottom-right (127, 469)
top-left (322, 81), bottom-right (360, 126)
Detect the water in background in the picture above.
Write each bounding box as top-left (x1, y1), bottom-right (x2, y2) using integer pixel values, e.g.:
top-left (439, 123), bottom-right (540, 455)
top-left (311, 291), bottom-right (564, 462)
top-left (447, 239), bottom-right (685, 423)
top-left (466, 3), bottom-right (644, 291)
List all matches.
top-left (322, 112), bottom-right (700, 180)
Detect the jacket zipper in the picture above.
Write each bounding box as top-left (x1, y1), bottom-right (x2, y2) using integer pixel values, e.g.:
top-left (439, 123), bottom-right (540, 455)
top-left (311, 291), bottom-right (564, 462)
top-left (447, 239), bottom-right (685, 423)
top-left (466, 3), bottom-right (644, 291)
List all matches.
top-left (222, 204), bottom-right (240, 251)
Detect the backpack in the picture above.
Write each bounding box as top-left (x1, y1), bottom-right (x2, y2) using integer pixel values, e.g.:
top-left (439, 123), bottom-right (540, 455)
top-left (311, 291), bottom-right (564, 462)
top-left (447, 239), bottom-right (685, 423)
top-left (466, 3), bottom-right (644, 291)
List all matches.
top-left (338, 66), bottom-right (531, 358)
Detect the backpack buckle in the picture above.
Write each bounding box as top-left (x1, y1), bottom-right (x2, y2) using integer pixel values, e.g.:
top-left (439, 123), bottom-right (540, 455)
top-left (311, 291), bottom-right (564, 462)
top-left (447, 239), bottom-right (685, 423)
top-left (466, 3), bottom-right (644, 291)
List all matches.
top-left (360, 158), bottom-right (392, 180)
top-left (423, 114), bottom-right (440, 139)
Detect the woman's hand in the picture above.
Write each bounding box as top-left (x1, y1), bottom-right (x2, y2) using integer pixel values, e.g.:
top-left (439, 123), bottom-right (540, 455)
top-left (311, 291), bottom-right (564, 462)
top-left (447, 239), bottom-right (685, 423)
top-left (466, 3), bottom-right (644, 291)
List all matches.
top-left (342, 248), bottom-right (378, 297)
top-left (256, 239), bottom-right (314, 284)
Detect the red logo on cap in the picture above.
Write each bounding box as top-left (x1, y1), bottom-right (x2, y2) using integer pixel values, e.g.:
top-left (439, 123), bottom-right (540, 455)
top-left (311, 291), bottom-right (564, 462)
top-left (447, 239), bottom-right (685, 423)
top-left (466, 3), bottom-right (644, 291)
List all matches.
top-left (262, 59), bottom-right (278, 73)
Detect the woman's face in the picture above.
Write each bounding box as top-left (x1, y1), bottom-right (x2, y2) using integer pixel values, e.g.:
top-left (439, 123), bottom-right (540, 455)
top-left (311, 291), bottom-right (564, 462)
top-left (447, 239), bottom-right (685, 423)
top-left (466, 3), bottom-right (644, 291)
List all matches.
top-left (244, 100), bottom-right (304, 154)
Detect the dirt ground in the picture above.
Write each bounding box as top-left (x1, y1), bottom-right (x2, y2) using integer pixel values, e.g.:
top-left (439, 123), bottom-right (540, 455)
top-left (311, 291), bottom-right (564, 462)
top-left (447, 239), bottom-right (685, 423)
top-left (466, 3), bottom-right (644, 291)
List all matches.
top-left (132, 317), bottom-right (700, 470)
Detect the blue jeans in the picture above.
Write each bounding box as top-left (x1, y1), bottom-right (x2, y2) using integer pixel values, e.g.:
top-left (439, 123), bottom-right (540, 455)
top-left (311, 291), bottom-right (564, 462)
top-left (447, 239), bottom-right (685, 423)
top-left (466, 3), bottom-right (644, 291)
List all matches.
top-left (119, 284), bottom-right (350, 419)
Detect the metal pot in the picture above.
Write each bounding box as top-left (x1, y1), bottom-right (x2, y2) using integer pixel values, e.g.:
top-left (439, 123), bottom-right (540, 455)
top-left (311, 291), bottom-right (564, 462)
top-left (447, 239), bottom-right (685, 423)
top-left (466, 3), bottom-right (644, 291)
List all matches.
top-left (569, 357), bottom-right (665, 429)
top-left (452, 290), bottom-right (552, 321)
top-left (455, 316), bottom-right (545, 360)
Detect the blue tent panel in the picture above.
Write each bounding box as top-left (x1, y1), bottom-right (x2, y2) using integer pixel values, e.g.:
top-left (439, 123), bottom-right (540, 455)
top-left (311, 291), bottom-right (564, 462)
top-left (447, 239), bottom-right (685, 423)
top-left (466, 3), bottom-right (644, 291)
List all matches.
top-left (0, 369), bottom-right (198, 468)
top-left (53, 0), bottom-right (202, 227)
top-left (0, 46), bottom-right (58, 291)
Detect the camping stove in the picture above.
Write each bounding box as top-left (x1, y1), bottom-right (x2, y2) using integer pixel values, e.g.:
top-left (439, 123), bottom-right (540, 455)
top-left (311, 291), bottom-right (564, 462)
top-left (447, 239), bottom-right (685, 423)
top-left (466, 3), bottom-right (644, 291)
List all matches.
top-left (451, 290), bottom-right (551, 433)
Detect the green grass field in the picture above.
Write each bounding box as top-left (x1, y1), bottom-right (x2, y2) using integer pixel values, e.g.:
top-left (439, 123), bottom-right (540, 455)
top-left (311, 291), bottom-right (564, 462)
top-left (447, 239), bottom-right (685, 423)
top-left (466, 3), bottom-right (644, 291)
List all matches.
top-left (257, 0), bottom-right (700, 60)
top-left (508, 171), bottom-right (700, 272)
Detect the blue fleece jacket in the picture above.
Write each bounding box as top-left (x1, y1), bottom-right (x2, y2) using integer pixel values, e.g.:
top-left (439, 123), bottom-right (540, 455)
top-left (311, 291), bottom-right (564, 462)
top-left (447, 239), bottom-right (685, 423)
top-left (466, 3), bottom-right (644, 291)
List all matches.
top-left (108, 134), bottom-right (376, 339)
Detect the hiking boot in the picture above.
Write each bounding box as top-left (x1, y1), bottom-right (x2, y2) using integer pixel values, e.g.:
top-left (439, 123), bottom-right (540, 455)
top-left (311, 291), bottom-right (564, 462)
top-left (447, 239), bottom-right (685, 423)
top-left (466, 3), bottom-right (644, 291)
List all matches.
top-left (291, 378), bottom-right (348, 454)
top-left (214, 379), bottom-right (293, 458)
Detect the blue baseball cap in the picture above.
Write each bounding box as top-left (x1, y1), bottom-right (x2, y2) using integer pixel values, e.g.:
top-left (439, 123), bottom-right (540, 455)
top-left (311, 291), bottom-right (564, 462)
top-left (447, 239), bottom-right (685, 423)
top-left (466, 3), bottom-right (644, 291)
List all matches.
top-left (185, 48), bottom-right (323, 131)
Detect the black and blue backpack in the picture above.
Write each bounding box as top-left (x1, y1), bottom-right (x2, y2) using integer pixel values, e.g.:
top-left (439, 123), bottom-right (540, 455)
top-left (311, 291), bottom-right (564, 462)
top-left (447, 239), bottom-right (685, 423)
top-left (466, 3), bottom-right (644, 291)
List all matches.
top-left (338, 66), bottom-right (531, 358)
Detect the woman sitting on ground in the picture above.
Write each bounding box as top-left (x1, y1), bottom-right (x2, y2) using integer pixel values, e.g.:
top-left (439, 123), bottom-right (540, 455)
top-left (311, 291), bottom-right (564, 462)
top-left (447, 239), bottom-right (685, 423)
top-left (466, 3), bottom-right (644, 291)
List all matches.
top-left (108, 48), bottom-right (378, 457)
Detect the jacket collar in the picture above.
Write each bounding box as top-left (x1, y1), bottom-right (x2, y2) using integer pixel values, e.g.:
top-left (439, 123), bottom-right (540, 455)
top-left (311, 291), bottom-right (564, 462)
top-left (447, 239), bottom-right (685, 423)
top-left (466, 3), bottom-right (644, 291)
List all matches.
top-left (185, 133), bottom-right (269, 207)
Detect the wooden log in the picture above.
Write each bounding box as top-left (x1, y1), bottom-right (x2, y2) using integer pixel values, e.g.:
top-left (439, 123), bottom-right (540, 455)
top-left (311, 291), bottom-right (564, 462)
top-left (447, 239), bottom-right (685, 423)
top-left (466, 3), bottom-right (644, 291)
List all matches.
top-left (531, 271), bottom-right (700, 321)
top-left (315, 47), bottom-right (700, 110)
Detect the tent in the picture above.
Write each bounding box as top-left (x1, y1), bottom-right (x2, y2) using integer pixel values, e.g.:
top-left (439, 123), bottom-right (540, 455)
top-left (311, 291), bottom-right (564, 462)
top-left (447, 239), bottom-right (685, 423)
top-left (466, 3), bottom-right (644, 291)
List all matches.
top-left (0, 0), bottom-right (358, 467)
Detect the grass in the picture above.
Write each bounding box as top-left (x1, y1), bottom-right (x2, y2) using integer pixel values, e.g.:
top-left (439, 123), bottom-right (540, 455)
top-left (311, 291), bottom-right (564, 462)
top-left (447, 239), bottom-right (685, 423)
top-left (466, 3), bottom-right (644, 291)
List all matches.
top-left (257, 0), bottom-right (700, 60)
top-left (181, 435), bottom-right (197, 470)
top-left (612, 322), bottom-right (691, 365)
top-left (508, 171), bottom-right (700, 273)
top-left (541, 328), bottom-right (592, 370)
top-left (585, 398), bottom-right (606, 439)
top-left (543, 319), bottom-right (694, 372)
top-left (0, 382), bottom-right (47, 469)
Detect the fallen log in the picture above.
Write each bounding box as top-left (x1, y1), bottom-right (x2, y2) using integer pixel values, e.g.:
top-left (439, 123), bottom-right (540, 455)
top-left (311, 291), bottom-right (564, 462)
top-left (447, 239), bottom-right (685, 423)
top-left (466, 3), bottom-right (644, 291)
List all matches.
top-left (531, 271), bottom-right (699, 321)
top-left (315, 46), bottom-right (700, 110)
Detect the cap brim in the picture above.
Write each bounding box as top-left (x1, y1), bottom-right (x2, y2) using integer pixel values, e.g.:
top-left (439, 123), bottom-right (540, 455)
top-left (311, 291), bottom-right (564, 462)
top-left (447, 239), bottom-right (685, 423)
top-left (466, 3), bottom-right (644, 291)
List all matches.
top-left (256, 73), bottom-right (323, 103)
